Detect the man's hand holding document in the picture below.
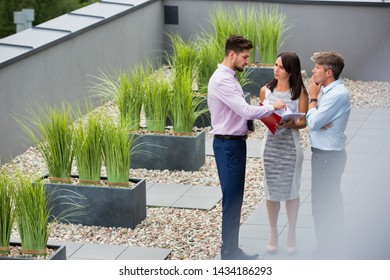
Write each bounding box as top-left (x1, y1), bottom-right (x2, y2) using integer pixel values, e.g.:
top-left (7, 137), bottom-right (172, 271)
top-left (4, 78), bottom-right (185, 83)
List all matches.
top-left (259, 100), bottom-right (305, 134)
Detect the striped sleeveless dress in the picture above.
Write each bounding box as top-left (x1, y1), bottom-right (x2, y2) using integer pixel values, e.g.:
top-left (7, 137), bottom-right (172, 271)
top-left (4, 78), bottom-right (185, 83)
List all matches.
top-left (260, 88), bottom-right (303, 201)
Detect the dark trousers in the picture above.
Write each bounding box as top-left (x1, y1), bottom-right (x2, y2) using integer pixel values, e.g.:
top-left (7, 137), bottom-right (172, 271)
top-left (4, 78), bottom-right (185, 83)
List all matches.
top-left (213, 137), bottom-right (247, 255)
top-left (311, 148), bottom-right (347, 259)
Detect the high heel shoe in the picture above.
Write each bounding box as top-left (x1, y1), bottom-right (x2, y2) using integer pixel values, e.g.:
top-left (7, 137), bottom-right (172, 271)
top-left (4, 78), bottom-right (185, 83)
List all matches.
top-left (286, 235), bottom-right (297, 255)
top-left (286, 245), bottom-right (297, 255)
top-left (267, 234), bottom-right (278, 254)
top-left (267, 243), bottom-right (278, 254)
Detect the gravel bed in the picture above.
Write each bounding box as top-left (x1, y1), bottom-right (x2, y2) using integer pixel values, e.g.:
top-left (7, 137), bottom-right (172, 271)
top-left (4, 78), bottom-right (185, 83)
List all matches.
top-left (4, 78), bottom-right (390, 260)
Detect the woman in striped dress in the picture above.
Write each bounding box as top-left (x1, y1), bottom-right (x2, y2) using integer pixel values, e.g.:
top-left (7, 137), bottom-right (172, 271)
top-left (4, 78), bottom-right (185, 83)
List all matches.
top-left (260, 52), bottom-right (308, 254)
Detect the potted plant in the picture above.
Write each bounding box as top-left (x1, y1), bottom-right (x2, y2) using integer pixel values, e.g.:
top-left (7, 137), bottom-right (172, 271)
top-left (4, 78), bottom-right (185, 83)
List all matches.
top-left (170, 68), bottom-right (209, 133)
top-left (122, 40), bottom-right (207, 171)
top-left (143, 64), bottom-right (171, 132)
top-left (10, 171), bottom-right (69, 260)
top-left (44, 115), bottom-right (147, 229)
top-left (15, 101), bottom-right (75, 183)
top-left (242, 4), bottom-right (289, 97)
top-left (73, 104), bottom-right (103, 184)
top-left (16, 100), bottom-right (147, 229)
top-left (0, 166), bottom-right (16, 256)
top-left (101, 116), bottom-right (134, 186)
top-left (92, 65), bottom-right (145, 131)
top-left (165, 32), bottom-right (218, 128)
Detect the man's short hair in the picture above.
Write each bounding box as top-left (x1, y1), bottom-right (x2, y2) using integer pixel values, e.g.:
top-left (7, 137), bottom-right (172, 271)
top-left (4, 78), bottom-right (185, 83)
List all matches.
top-left (311, 51), bottom-right (345, 80)
top-left (225, 35), bottom-right (253, 56)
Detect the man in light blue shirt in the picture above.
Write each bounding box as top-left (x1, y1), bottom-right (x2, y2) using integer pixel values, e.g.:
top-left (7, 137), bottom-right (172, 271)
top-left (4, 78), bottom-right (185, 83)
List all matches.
top-left (306, 51), bottom-right (350, 259)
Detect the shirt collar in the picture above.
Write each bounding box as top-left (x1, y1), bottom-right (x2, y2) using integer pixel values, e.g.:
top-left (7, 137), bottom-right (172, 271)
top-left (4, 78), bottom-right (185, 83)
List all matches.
top-left (322, 79), bottom-right (343, 95)
top-left (218, 63), bottom-right (236, 77)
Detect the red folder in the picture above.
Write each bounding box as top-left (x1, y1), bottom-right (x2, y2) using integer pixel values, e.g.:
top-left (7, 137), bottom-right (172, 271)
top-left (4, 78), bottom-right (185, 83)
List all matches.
top-left (259, 103), bottom-right (281, 135)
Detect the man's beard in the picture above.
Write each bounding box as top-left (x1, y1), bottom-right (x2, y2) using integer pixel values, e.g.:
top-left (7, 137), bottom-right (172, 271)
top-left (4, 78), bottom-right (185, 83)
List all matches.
top-left (234, 65), bottom-right (244, 72)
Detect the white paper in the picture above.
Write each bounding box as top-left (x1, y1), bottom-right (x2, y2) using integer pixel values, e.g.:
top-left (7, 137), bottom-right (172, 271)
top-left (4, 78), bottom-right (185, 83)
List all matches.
top-left (281, 112), bottom-right (306, 122)
top-left (275, 106), bottom-right (305, 122)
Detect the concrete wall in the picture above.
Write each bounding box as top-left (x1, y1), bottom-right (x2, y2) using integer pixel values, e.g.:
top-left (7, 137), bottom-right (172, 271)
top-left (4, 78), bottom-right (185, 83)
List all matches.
top-left (0, 1), bottom-right (164, 162)
top-left (163, 0), bottom-right (390, 82)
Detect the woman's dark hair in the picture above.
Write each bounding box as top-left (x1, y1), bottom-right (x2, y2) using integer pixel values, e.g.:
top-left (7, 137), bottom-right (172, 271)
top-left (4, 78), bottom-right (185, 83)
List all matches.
top-left (225, 35), bottom-right (253, 56)
top-left (267, 52), bottom-right (307, 100)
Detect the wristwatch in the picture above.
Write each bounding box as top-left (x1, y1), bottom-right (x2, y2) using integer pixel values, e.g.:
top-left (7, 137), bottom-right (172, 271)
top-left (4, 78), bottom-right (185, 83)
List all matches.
top-left (309, 98), bottom-right (318, 104)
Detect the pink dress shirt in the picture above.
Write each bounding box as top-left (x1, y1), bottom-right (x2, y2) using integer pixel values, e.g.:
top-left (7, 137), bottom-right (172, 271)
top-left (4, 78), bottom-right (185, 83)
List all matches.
top-left (208, 64), bottom-right (274, 135)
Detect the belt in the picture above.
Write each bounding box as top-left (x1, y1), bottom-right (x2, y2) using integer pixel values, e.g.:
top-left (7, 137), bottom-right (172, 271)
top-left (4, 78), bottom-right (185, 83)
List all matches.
top-left (214, 134), bottom-right (248, 140)
top-left (311, 147), bottom-right (342, 153)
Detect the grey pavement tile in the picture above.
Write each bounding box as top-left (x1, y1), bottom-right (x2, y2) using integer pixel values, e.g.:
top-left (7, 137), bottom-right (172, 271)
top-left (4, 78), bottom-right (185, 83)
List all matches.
top-left (172, 195), bottom-right (221, 210)
top-left (47, 240), bottom-right (84, 259)
top-left (361, 120), bottom-right (389, 129)
top-left (147, 193), bottom-right (181, 207)
top-left (349, 108), bottom-right (373, 120)
top-left (116, 246), bottom-right (172, 260)
top-left (246, 140), bottom-right (262, 158)
top-left (346, 136), bottom-right (387, 153)
top-left (299, 190), bottom-right (311, 202)
top-left (344, 159), bottom-right (372, 172)
top-left (353, 126), bottom-right (390, 137)
top-left (185, 186), bottom-right (222, 198)
top-left (345, 150), bottom-right (377, 163)
top-left (347, 118), bottom-right (366, 129)
top-left (300, 178), bottom-right (311, 191)
top-left (146, 182), bottom-right (156, 189)
top-left (341, 170), bottom-right (365, 184)
top-left (295, 213), bottom-right (315, 228)
top-left (297, 200), bottom-right (312, 215)
top-left (146, 183), bottom-right (192, 207)
top-left (147, 183), bottom-right (192, 196)
top-left (244, 203), bottom-right (289, 226)
top-left (239, 224), bottom-right (285, 240)
top-left (301, 158), bottom-right (312, 170)
top-left (299, 190), bottom-right (311, 201)
top-left (263, 227), bottom-right (316, 260)
top-left (205, 138), bottom-right (213, 156)
top-left (68, 243), bottom-right (128, 260)
top-left (146, 184), bottom-right (222, 209)
top-left (367, 108), bottom-right (390, 120)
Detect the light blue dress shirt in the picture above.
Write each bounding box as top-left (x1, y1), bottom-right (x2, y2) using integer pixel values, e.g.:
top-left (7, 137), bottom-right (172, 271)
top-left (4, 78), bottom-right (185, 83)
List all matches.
top-left (306, 79), bottom-right (351, 151)
top-left (207, 64), bottom-right (274, 135)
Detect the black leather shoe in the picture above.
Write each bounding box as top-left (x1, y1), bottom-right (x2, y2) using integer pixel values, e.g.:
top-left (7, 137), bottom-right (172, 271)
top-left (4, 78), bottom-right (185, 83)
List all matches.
top-left (221, 248), bottom-right (259, 260)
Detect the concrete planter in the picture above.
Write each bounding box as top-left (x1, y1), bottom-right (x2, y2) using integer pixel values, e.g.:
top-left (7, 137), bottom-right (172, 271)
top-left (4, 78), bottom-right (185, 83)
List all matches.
top-left (44, 176), bottom-right (146, 229)
top-left (242, 66), bottom-right (274, 97)
top-left (131, 129), bottom-right (205, 171)
top-left (0, 242), bottom-right (66, 260)
top-left (165, 95), bottom-right (210, 128)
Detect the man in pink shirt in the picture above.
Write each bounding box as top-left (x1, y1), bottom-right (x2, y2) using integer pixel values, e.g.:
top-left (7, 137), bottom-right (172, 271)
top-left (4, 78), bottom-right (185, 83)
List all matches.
top-left (208, 35), bottom-right (285, 260)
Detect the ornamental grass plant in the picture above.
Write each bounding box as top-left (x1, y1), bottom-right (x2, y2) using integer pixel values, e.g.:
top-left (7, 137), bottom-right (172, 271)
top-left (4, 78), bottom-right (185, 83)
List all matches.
top-left (171, 68), bottom-right (209, 133)
top-left (143, 64), bottom-right (171, 132)
top-left (101, 117), bottom-right (134, 185)
top-left (165, 32), bottom-right (198, 75)
top-left (73, 103), bottom-right (103, 183)
top-left (257, 4), bottom-right (288, 65)
top-left (92, 67), bottom-right (145, 131)
top-left (15, 174), bottom-right (53, 256)
top-left (14, 170), bottom-right (84, 257)
top-left (208, 3), bottom-right (288, 65)
top-left (0, 167), bottom-right (16, 255)
top-left (194, 32), bottom-right (223, 93)
top-left (15, 102), bottom-right (75, 181)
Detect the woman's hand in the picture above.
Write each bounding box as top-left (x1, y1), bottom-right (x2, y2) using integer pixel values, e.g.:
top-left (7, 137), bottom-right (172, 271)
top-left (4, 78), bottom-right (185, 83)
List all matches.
top-left (277, 119), bottom-right (294, 129)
